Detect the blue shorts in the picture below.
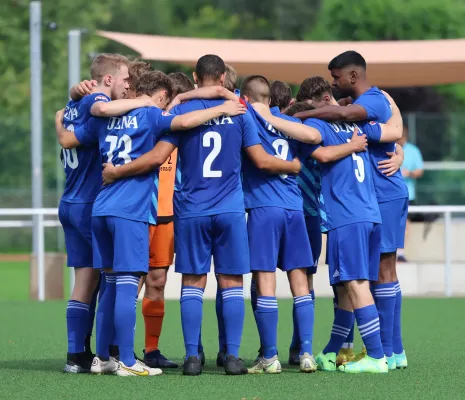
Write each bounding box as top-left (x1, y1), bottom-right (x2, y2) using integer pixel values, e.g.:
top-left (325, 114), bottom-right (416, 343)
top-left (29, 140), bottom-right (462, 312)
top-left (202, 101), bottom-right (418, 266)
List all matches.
top-left (59, 201), bottom-right (93, 268)
top-left (305, 214), bottom-right (322, 275)
top-left (327, 222), bottom-right (381, 285)
top-left (174, 213), bottom-right (250, 275)
top-left (92, 216), bottom-right (149, 273)
top-left (248, 207), bottom-right (313, 272)
top-left (379, 198), bottom-right (408, 253)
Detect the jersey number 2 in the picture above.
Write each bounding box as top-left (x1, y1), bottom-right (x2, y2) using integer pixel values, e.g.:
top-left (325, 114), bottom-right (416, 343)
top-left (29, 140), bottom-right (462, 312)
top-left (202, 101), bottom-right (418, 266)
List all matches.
top-left (105, 134), bottom-right (132, 164)
top-left (203, 131), bottom-right (222, 178)
top-left (347, 139), bottom-right (365, 182)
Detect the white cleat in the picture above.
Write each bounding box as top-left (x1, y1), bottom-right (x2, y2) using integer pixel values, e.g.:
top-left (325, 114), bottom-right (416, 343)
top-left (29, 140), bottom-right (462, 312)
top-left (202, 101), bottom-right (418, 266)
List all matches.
top-left (116, 359), bottom-right (163, 376)
top-left (90, 356), bottom-right (119, 375)
top-left (248, 355), bottom-right (282, 374)
top-left (299, 352), bottom-right (317, 373)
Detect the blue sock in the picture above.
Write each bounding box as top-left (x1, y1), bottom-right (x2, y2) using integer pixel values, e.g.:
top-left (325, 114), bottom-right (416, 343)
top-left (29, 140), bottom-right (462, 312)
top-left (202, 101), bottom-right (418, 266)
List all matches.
top-left (323, 308), bottom-right (354, 354)
top-left (255, 296), bottom-right (278, 359)
top-left (216, 286), bottom-right (226, 352)
top-left (221, 287), bottom-right (245, 358)
top-left (250, 279), bottom-right (258, 314)
top-left (290, 304), bottom-right (299, 350)
top-left (181, 286), bottom-right (204, 358)
top-left (86, 282), bottom-right (99, 343)
top-left (67, 300), bottom-right (90, 354)
top-left (114, 274), bottom-right (139, 366)
top-left (96, 274), bottom-right (116, 359)
top-left (373, 282), bottom-right (396, 357)
top-left (294, 294), bottom-right (314, 355)
top-left (355, 305), bottom-right (384, 359)
top-left (198, 329), bottom-right (204, 353)
top-left (393, 281), bottom-right (404, 354)
top-left (98, 271), bottom-right (106, 302)
top-left (311, 290), bottom-right (315, 308)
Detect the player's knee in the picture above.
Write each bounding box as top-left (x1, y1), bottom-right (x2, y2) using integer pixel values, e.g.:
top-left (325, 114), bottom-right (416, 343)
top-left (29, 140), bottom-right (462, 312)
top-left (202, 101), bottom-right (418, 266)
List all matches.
top-left (217, 274), bottom-right (243, 289)
top-left (288, 268), bottom-right (309, 297)
top-left (378, 253), bottom-right (396, 283)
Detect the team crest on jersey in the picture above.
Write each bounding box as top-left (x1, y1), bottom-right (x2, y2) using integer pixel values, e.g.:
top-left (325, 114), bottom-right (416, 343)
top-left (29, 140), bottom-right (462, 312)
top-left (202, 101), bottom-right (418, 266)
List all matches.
top-left (369, 121), bottom-right (376, 125)
top-left (162, 111), bottom-right (171, 116)
top-left (94, 95), bottom-right (108, 101)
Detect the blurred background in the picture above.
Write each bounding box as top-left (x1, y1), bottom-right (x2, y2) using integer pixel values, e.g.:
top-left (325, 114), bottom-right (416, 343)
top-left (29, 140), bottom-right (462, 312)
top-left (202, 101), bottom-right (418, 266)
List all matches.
top-left (1, 0), bottom-right (465, 299)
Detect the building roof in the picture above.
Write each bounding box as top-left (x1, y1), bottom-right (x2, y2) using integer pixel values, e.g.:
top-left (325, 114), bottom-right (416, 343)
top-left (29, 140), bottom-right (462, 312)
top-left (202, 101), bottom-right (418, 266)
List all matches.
top-left (98, 31), bottom-right (465, 87)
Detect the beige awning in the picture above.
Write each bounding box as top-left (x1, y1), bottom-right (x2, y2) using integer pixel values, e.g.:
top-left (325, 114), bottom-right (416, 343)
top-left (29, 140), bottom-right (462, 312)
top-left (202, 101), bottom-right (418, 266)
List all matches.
top-left (98, 30), bottom-right (465, 88)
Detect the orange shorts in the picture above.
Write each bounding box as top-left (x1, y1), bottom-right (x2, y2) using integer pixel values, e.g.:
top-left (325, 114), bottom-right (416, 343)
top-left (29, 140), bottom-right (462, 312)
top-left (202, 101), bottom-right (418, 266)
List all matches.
top-left (149, 222), bottom-right (174, 268)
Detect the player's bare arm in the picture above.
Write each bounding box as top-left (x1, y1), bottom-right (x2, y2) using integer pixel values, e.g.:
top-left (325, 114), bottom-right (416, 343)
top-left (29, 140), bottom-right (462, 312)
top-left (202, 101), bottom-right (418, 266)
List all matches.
top-left (252, 103), bottom-right (322, 144)
top-left (293, 104), bottom-right (367, 122)
top-left (377, 94), bottom-right (403, 142)
top-left (245, 145), bottom-right (301, 175)
top-left (69, 79), bottom-right (97, 101)
top-left (55, 109), bottom-right (81, 149)
top-left (378, 144), bottom-right (404, 176)
top-left (167, 86), bottom-right (238, 111)
top-left (102, 141), bottom-right (176, 185)
top-left (90, 97), bottom-right (155, 117)
top-left (312, 128), bottom-right (367, 164)
top-left (170, 100), bottom-right (246, 130)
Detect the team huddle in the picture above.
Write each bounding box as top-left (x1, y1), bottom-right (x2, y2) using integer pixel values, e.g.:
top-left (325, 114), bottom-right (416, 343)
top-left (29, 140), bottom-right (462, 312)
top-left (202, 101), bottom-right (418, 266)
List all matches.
top-left (56, 50), bottom-right (408, 377)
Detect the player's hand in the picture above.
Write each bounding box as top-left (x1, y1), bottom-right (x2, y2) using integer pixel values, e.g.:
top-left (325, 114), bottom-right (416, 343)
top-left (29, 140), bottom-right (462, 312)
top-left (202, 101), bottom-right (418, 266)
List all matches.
top-left (55, 108), bottom-right (65, 124)
top-left (251, 102), bottom-right (273, 120)
top-left (102, 163), bottom-right (119, 185)
top-left (290, 157), bottom-right (301, 175)
top-left (166, 95), bottom-right (182, 112)
top-left (378, 151), bottom-right (402, 176)
top-left (76, 80), bottom-right (97, 97)
top-left (401, 168), bottom-right (410, 178)
top-left (221, 100), bottom-right (247, 116)
top-left (350, 128), bottom-right (367, 152)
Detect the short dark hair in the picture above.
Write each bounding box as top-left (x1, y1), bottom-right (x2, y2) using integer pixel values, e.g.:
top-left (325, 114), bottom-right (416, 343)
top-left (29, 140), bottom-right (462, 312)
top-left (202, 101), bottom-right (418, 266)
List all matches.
top-left (90, 53), bottom-right (129, 83)
top-left (296, 76), bottom-right (332, 102)
top-left (128, 60), bottom-right (153, 90)
top-left (136, 71), bottom-right (173, 100)
top-left (240, 75), bottom-right (271, 104)
top-left (328, 51), bottom-right (366, 70)
top-left (168, 72), bottom-right (195, 96)
top-left (195, 54), bottom-right (225, 82)
top-left (285, 101), bottom-right (315, 116)
top-left (224, 64), bottom-right (238, 92)
top-left (270, 81), bottom-right (292, 110)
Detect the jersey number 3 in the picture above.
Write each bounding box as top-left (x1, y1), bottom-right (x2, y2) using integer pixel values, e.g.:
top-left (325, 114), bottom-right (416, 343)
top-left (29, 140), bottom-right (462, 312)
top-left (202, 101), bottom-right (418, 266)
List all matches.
top-left (203, 131), bottom-right (222, 178)
top-left (105, 134), bottom-right (132, 164)
top-left (347, 139), bottom-right (365, 182)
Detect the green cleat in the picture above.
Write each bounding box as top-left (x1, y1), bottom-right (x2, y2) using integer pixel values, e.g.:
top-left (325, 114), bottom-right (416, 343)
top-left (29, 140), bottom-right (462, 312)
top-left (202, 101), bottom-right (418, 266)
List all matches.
top-left (315, 352), bottom-right (337, 371)
top-left (394, 351), bottom-right (408, 369)
top-left (338, 355), bottom-right (388, 373)
top-left (386, 355), bottom-right (396, 370)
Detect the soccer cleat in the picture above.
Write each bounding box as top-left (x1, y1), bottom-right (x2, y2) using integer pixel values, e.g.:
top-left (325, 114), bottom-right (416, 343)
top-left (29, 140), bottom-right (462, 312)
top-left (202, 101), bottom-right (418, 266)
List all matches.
top-left (336, 347), bottom-right (356, 366)
top-left (288, 348), bottom-right (300, 365)
top-left (338, 355), bottom-right (388, 374)
top-left (299, 352), bottom-right (317, 373)
top-left (354, 346), bottom-right (367, 362)
top-left (224, 355), bottom-right (248, 375)
top-left (394, 350), bottom-right (408, 369)
top-left (90, 356), bottom-right (119, 375)
top-left (116, 359), bottom-right (162, 376)
top-left (63, 352), bottom-right (93, 373)
top-left (143, 349), bottom-right (178, 368)
top-left (386, 355), bottom-right (397, 370)
top-left (216, 351), bottom-right (226, 367)
top-left (252, 346), bottom-right (264, 365)
top-left (315, 352), bottom-right (337, 371)
top-left (183, 356), bottom-right (203, 376)
top-left (248, 356), bottom-right (282, 374)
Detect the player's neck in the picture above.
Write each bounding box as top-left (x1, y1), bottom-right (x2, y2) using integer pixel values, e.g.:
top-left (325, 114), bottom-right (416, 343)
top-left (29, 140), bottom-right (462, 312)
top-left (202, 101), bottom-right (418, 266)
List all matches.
top-left (92, 85), bottom-right (111, 98)
top-left (352, 82), bottom-right (371, 99)
top-left (198, 80), bottom-right (222, 88)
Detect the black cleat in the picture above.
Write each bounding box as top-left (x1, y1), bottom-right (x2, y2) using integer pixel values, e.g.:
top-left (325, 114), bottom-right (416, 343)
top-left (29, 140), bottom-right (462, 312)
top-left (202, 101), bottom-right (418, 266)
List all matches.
top-left (144, 349), bottom-right (178, 368)
top-left (64, 352), bottom-right (93, 373)
top-left (224, 355), bottom-right (248, 375)
top-left (183, 356), bottom-right (203, 376)
top-left (288, 348), bottom-right (300, 365)
top-left (216, 351), bottom-right (226, 367)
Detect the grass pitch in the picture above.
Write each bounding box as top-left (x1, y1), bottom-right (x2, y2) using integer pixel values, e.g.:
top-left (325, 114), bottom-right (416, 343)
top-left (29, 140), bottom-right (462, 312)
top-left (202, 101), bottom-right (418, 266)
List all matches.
top-left (0, 261), bottom-right (464, 399)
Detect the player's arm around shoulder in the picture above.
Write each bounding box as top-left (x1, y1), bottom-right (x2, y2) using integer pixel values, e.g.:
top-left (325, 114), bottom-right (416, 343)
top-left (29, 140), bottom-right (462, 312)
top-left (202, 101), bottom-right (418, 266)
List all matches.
top-left (69, 79), bottom-right (96, 101)
top-left (293, 104), bottom-right (367, 122)
top-left (90, 97), bottom-right (154, 117)
top-left (167, 86), bottom-right (238, 111)
top-left (55, 109), bottom-right (81, 149)
top-left (312, 127), bottom-right (367, 163)
top-left (376, 92), bottom-right (403, 143)
top-left (245, 145), bottom-right (301, 175)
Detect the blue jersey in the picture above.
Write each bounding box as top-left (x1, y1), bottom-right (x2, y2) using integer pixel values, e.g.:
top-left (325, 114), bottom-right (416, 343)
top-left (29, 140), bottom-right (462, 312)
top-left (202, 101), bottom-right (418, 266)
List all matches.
top-left (161, 99), bottom-right (261, 218)
top-left (355, 87), bottom-right (408, 203)
top-left (61, 93), bottom-right (110, 203)
top-left (307, 119), bottom-right (382, 230)
top-left (241, 106), bottom-right (303, 211)
top-left (74, 107), bottom-right (175, 222)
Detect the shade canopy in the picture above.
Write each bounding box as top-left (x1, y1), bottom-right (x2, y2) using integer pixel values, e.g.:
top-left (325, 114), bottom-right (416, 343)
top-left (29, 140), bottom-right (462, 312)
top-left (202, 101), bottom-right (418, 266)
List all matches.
top-left (98, 30), bottom-right (465, 87)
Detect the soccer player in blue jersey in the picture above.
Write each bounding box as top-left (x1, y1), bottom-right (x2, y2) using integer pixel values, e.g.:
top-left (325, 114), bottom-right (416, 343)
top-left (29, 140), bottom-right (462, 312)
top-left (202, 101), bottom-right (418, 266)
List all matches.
top-left (256, 89), bottom-right (404, 373)
top-left (100, 55), bottom-right (303, 376)
top-left (56, 69), bottom-right (247, 377)
top-left (294, 52), bottom-right (409, 369)
top-left (238, 75), bottom-right (323, 374)
top-left (58, 53), bottom-right (160, 373)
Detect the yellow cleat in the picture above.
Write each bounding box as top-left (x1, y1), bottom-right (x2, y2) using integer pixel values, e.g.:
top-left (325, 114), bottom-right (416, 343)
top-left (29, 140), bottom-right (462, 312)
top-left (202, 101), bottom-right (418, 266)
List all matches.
top-left (336, 348), bottom-right (356, 367)
top-left (353, 346), bottom-right (367, 362)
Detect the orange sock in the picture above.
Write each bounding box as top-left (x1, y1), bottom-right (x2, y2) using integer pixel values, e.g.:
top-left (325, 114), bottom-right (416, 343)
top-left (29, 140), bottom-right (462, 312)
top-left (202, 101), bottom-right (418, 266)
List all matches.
top-left (142, 298), bottom-right (165, 353)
